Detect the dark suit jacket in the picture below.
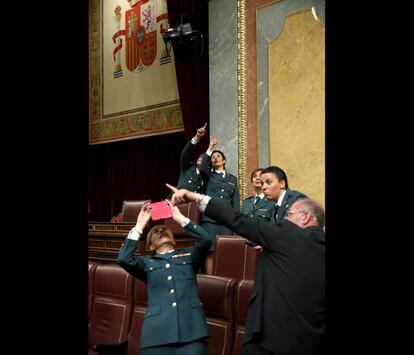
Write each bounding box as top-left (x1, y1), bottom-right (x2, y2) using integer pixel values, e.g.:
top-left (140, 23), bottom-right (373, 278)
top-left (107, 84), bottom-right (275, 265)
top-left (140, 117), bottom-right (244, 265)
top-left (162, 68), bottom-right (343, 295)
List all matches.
top-left (205, 198), bottom-right (325, 355)
top-left (168, 140), bottom-right (204, 199)
top-left (199, 153), bottom-right (240, 224)
top-left (117, 221), bottom-right (211, 349)
top-left (276, 189), bottom-right (307, 221)
top-left (242, 195), bottom-right (276, 224)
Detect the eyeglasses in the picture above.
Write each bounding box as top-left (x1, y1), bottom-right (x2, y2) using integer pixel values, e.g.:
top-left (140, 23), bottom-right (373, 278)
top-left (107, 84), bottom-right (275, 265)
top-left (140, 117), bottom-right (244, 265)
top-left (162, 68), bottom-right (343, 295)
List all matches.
top-left (286, 210), bottom-right (306, 217)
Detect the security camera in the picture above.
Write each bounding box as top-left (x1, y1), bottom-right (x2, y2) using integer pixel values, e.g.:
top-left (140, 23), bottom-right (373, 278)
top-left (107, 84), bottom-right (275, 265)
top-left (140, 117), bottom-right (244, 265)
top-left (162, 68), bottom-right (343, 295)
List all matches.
top-left (162, 23), bottom-right (193, 44)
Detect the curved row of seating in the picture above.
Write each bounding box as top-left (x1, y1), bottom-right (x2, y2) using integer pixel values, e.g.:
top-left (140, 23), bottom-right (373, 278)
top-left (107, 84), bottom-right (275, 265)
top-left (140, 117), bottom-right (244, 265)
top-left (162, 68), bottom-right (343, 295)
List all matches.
top-left (89, 235), bottom-right (260, 355)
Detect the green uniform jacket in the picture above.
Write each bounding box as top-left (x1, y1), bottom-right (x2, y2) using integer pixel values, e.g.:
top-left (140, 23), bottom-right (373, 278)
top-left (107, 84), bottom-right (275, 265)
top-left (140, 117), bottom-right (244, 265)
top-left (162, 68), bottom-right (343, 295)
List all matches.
top-left (167, 140), bottom-right (204, 199)
top-left (117, 221), bottom-right (212, 349)
top-left (199, 153), bottom-right (240, 224)
top-left (242, 195), bottom-right (276, 224)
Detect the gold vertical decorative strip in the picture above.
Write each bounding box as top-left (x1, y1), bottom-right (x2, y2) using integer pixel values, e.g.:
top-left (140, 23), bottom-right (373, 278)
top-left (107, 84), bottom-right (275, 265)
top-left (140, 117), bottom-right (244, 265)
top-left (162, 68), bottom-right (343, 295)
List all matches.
top-left (237, 0), bottom-right (248, 206)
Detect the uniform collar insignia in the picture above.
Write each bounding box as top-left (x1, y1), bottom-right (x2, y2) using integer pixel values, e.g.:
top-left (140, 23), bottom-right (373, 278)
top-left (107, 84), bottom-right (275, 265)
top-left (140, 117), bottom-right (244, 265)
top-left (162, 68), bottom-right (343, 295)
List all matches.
top-left (172, 252), bottom-right (191, 258)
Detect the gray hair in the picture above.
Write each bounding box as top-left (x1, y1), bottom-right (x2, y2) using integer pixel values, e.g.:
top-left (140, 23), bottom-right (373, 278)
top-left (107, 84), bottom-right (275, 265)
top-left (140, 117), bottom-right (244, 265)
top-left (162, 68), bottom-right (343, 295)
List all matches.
top-left (295, 198), bottom-right (325, 227)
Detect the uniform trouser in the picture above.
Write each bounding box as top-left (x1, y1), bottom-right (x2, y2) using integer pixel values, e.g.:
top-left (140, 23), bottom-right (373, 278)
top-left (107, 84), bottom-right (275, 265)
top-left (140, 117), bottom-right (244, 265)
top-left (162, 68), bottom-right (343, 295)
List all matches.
top-left (141, 339), bottom-right (207, 355)
top-left (200, 221), bottom-right (233, 251)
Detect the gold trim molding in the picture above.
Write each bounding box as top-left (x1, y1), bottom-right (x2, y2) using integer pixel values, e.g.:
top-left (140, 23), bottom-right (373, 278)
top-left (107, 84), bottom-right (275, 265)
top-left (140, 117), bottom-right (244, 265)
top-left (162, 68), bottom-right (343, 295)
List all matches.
top-left (237, 0), bottom-right (248, 204)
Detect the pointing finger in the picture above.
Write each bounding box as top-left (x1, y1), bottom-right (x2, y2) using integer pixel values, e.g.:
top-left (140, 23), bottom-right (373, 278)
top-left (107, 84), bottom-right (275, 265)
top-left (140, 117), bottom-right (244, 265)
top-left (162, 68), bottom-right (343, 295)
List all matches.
top-left (165, 183), bottom-right (178, 193)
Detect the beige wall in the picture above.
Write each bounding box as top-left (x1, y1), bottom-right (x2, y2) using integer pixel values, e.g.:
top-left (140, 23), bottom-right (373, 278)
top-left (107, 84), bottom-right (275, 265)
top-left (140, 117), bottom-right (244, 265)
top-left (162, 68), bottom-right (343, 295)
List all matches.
top-left (268, 9), bottom-right (325, 206)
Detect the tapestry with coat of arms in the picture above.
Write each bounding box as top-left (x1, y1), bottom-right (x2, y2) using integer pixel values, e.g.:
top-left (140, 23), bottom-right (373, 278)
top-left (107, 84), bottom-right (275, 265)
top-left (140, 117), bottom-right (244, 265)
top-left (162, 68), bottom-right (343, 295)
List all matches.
top-left (89, 0), bottom-right (183, 144)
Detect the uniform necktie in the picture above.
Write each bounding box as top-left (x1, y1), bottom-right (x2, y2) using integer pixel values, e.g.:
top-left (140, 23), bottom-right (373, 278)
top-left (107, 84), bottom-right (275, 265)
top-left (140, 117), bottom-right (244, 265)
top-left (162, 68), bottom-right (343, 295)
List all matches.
top-left (254, 196), bottom-right (260, 205)
top-left (274, 205), bottom-right (280, 222)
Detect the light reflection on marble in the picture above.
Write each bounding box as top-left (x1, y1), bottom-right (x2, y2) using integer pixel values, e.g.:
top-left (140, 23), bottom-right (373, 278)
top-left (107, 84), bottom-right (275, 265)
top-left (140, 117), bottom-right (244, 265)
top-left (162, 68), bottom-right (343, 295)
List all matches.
top-left (312, 0), bottom-right (325, 25)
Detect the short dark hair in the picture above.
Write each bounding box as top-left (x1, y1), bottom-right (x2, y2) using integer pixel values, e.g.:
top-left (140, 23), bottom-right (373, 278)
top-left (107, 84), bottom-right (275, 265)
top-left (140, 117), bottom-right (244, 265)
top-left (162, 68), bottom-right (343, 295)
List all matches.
top-left (250, 168), bottom-right (263, 182)
top-left (210, 150), bottom-right (226, 169)
top-left (261, 166), bottom-right (289, 189)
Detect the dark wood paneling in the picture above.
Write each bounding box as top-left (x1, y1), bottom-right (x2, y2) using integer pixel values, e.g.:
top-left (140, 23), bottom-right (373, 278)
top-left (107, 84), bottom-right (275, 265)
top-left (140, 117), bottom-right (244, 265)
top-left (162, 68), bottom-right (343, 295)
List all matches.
top-left (89, 222), bottom-right (195, 263)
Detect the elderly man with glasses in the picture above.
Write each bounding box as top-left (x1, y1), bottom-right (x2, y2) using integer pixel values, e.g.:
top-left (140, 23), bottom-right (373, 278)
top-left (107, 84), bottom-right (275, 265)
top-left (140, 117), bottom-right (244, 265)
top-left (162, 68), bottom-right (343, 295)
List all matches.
top-left (166, 171), bottom-right (325, 355)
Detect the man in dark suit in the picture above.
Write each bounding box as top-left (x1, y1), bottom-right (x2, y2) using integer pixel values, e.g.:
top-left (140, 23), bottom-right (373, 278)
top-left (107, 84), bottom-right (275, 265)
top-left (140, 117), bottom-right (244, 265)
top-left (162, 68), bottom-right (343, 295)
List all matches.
top-left (167, 123), bottom-right (208, 199)
top-left (260, 166), bottom-right (307, 222)
top-left (167, 182), bottom-right (325, 355)
top-left (117, 202), bottom-right (211, 355)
